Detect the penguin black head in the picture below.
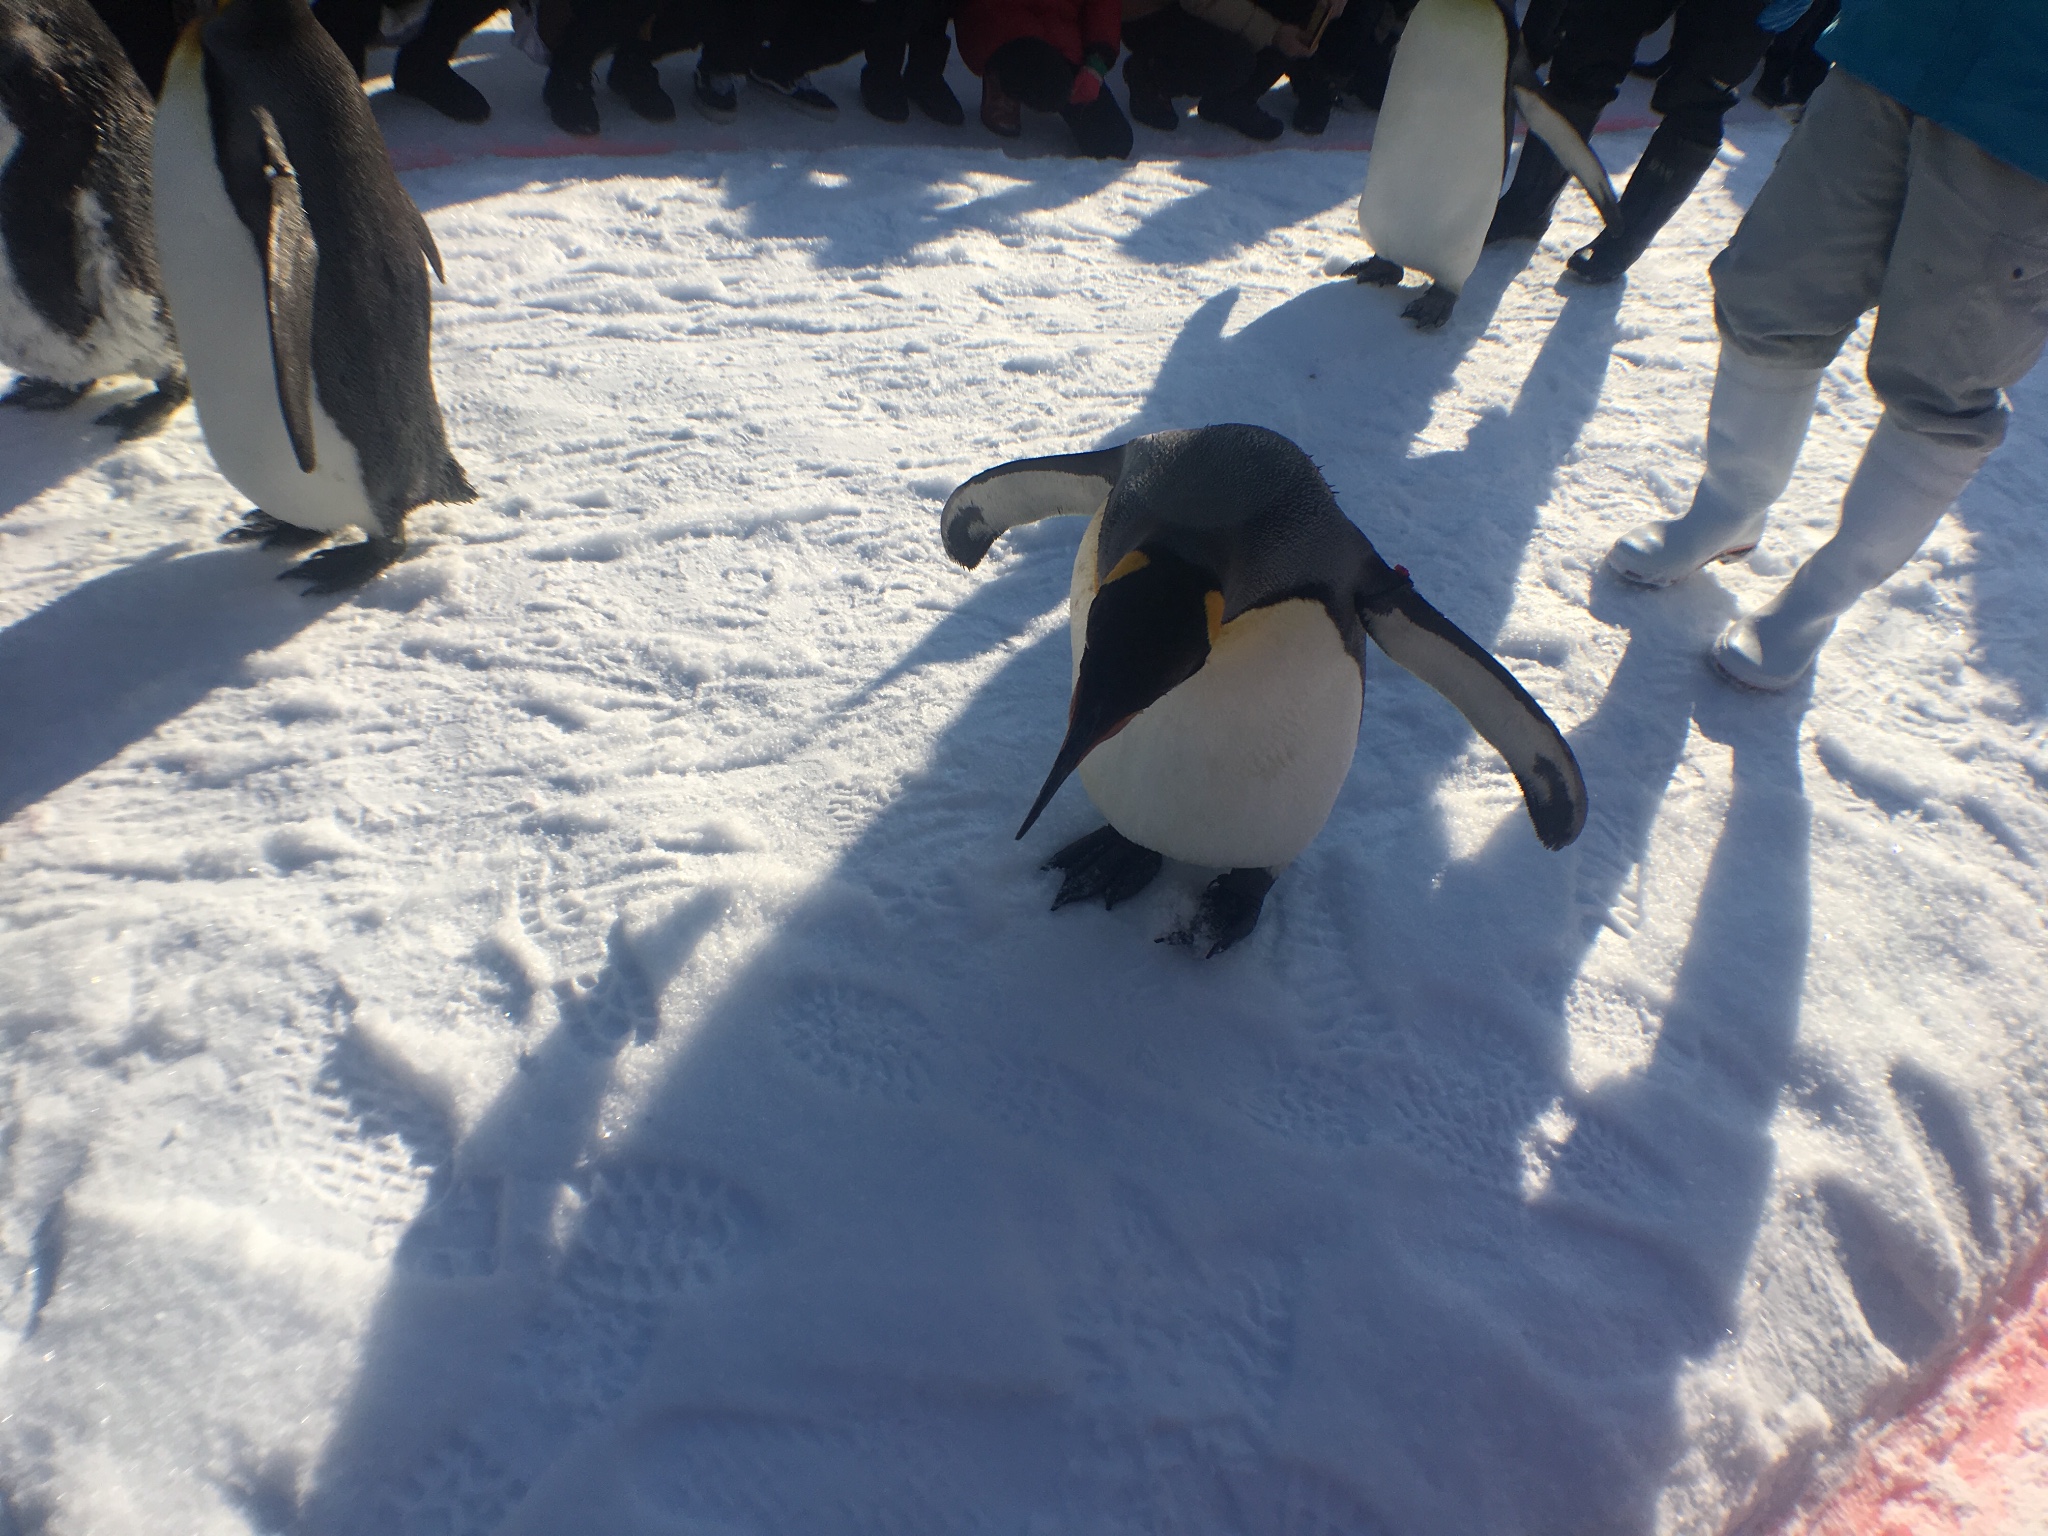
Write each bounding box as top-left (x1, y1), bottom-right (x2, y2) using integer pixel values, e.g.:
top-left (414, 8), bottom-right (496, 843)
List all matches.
top-left (942, 425), bottom-right (1589, 853)
top-left (1016, 545), bottom-right (1223, 838)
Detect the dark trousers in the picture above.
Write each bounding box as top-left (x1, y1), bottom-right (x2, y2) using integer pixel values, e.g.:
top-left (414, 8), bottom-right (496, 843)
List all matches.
top-left (758, 0), bottom-right (869, 78)
top-left (1121, 7), bottom-right (1257, 104)
top-left (1546, 0), bottom-right (1774, 147)
top-left (866, 0), bottom-right (956, 80)
top-left (986, 36), bottom-right (1134, 158)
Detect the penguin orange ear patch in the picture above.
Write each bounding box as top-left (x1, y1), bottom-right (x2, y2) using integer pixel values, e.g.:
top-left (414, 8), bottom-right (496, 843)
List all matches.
top-left (1104, 549), bottom-right (1151, 584)
top-left (1204, 590), bottom-right (1224, 643)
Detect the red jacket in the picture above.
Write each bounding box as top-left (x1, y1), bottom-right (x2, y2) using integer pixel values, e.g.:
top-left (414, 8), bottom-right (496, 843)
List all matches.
top-left (954, 0), bottom-right (1123, 73)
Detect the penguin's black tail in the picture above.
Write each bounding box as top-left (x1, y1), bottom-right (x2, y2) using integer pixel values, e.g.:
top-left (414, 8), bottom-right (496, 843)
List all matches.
top-left (438, 455), bottom-right (479, 504)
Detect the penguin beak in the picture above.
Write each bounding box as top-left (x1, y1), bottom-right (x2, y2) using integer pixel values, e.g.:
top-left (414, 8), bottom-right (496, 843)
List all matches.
top-left (1016, 549), bottom-right (1223, 839)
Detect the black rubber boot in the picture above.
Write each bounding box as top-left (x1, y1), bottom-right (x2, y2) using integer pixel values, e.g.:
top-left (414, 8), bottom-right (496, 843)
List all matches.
top-left (1566, 127), bottom-right (1718, 283)
top-left (903, 28), bottom-right (964, 124)
top-left (608, 44), bottom-right (677, 122)
top-left (392, 0), bottom-right (502, 122)
top-left (1484, 95), bottom-right (1601, 245)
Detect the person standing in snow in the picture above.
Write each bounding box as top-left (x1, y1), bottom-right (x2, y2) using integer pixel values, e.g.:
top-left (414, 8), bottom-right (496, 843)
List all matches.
top-left (1605, 0), bottom-right (2048, 691)
top-left (1486, 0), bottom-right (1812, 282)
top-left (953, 0), bottom-right (1133, 156)
top-left (1117, 0), bottom-right (1317, 141)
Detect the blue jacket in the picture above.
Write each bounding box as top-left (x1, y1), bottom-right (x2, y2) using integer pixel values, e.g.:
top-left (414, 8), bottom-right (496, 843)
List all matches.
top-left (1821, 0), bottom-right (2048, 182)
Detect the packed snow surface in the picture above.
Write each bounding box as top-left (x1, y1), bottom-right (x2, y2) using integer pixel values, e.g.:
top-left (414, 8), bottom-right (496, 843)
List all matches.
top-left (3, 55), bottom-right (2047, 1536)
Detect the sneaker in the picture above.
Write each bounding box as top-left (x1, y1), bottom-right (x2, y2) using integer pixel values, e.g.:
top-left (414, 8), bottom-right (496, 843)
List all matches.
top-left (693, 65), bottom-right (739, 123)
top-left (861, 65), bottom-right (910, 122)
top-left (1122, 55), bottom-right (1177, 131)
top-left (543, 67), bottom-right (601, 136)
top-left (393, 49), bottom-right (491, 123)
top-left (750, 68), bottom-right (838, 120)
top-left (608, 51), bottom-right (676, 123)
top-left (1197, 93), bottom-right (1281, 141)
top-left (905, 71), bottom-right (965, 126)
top-left (980, 72), bottom-right (1021, 137)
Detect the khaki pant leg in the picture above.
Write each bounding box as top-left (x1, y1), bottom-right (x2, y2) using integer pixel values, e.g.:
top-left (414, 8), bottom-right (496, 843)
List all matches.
top-left (1708, 69), bottom-right (1910, 369)
top-left (1864, 119), bottom-right (2048, 451)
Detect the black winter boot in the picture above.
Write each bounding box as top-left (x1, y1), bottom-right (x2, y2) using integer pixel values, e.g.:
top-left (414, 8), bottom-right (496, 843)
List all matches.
top-left (1565, 127), bottom-right (1718, 284)
top-left (903, 29), bottom-right (964, 124)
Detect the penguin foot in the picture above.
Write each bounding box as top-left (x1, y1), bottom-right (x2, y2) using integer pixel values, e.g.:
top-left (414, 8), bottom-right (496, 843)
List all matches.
top-left (1343, 256), bottom-right (1404, 287)
top-left (1044, 825), bottom-right (1163, 911)
top-left (1162, 868), bottom-right (1275, 958)
top-left (1, 377), bottom-right (90, 412)
top-left (281, 536), bottom-right (404, 595)
top-left (1401, 284), bottom-right (1458, 331)
top-left (222, 510), bottom-right (328, 551)
top-left (94, 374), bottom-right (190, 440)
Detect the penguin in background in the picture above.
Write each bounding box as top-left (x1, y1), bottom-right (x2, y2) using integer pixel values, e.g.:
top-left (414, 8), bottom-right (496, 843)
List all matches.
top-left (0, 0), bottom-right (188, 439)
top-left (1347, 0), bottom-right (1618, 330)
top-left (942, 425), bottom-right (1588, 954)
top-left (153, 0), bottom-right (474, 594)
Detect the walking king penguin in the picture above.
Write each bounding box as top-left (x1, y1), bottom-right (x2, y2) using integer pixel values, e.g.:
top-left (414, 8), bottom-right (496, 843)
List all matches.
top-left (1348, 0), bottom-right (1617, 330)
top-left (153, 0), bottom-right (475, 594)
top-left (0, 0), bottom-right (186, 437)
top-left (942, 425), bottom-right (1588, 955)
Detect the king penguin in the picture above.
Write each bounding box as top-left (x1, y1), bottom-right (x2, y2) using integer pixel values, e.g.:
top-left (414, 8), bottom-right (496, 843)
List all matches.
top-left (941, 424), bottom-right (1588, 954)
top-left (0, 0), bottom-right (186, 438)
top-left (1348, 0), bottom-right (1617, 330)
top-left (152, 0), bottom-right (474, 594)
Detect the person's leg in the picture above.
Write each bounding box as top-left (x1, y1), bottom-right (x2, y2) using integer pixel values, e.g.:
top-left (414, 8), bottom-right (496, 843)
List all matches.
top-left (901, 2), bottom-right (963, 122)
top-left (989, 34), bottom-right (1075, 111)
top-left (1714, 106), bottom-right (2048, 687)
top-left (862, 0), bottom-right (913, 118)
top-left (394, 0), bottom-right (505, 121)
top-left (1120, 10), bottom-right (1186, 130)
top-left (1565, 0), bottom-right (1774, 282)
top-left (547, 0), bottom-right (665, 132)
top-left (753, 0), bottom-right (861, 113)
top-left (312, 0), bottom-right (384, 77)
top-left (1606, 69), bottom-right (1908, 586)
top-left (608, 3), bottom-right (693, 120)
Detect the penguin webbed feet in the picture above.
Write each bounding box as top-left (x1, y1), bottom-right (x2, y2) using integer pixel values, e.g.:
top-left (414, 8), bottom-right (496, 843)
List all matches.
top-left (94, 372), bottom-right (191, 441)
top-left (1343, 256), bottom-right (1404, 287)
top-left (281, 535), bottom-right (406, 596)
top-left (1, 377), bottom-right (90, 412)
top-left (222, 509), bottom-right (329, 551)
top-left (1044, 825), bottom-right (1164, 912)
top-left (1401, 284), bottom-right (1458, 331)
top-left (1161, 867), bottom-right (1276, 958)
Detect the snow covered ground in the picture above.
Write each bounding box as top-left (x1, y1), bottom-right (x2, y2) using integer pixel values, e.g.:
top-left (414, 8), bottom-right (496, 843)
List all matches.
top-left (3, 43), bottom-right (2047, 1536)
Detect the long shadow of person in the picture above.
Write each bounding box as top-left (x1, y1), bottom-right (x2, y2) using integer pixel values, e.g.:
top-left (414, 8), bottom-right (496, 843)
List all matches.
top-left (0, 547), bottom-right (333, 824)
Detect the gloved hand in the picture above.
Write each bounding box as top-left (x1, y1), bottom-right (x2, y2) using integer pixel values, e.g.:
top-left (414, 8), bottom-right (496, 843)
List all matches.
top-left (1069, 49), bottom-right (1113, 104)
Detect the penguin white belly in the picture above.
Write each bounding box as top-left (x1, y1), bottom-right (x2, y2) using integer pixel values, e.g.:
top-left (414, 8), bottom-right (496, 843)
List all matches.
top-left (151, 49), bottom-right (372, 535)
top-left (1356, 0), bottom-right (1508, 293)
top-left (0, 120), bottom-right (173, 386)
top-left (1067, 513), bottom-right (1364, 871)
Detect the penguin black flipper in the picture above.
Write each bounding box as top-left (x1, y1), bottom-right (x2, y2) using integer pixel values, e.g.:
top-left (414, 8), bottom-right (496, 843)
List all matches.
top-left (940, 445), bottom-right (1127, 568)
top-left (1509, 61), bottom-right (1619, 228)
top-left (1358, 569), bottom-right (1588, 850)
top-left (1484, 0), bottom-right (1618, 228)
top-left (206, 61), bottom-right (318, 473)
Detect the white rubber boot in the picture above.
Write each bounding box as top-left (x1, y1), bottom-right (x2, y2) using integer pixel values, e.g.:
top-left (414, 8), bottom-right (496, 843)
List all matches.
top-left (1607, 344), bottom-right (1827, 587)
top-left (1713, 414), bottom-right (1993, 690)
